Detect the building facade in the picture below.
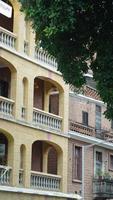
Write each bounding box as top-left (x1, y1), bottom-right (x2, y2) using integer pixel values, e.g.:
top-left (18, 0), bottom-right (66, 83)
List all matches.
top-left (68, 81), bottom-right (113, 200)
top-left (0, 0), bottom-right (80, 200)
top-left (1, 1), bottom-right (113, 200)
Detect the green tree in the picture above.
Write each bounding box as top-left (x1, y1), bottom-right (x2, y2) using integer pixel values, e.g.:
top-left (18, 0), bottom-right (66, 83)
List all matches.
top-left (19, 0), bottom-right (113, 119)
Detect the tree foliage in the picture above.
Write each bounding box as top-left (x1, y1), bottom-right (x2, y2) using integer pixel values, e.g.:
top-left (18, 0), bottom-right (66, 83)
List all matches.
top-left (19, 0), bottom-right (113, 119)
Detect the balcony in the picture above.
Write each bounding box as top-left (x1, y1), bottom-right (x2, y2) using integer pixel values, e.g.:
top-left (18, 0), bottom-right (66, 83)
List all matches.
top-left (0, 165), bottom-right (12, 186)
top-left (0, 26), bottom-right (16, 49)
top-left (95, 129), bottom-right (113, 141)
top-left (0, 26), bottom-right (58, 72)
top-left (35, 48), bottom-right (58, 70)
top-left (93, 178), bottom-right (113, 199)
top-left (31, 171), bottom-right (61, 191)
top-left (33, 108), bottom-right (62, 132)
top-left (69, 120), bottom-right (95, 137)
top-left (0, 96), bottom-right (14, 118)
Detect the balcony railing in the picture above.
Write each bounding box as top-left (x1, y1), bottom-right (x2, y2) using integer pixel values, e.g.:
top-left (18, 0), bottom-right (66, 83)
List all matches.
top-left (0, 165), bottom-right (12, 185)
top-left (0, 26), bottom-right (16, 49)
top-left (95, 129), bottom-right (113, 141)
top-left (33, 108), bottom-right (62, 132)
top-left (69, 120), bottom-right (95, 137)
top-left (93, 178), bottom-right (113, 198)
top-left (35, 48), bottom-right (58, 70)
top-left (30, 171), bottom-right (61, 191)
top-left (0, 96), bottom-right (14, 117)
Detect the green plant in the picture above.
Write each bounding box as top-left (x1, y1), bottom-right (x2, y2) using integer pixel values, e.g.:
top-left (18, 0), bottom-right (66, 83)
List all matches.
top-left (95, 170), bottom-right (103, 179)
top-left (103, 171), bottom-right (111, 180)
top-left (95, 170), bottom-right (111, 180)
top-left (19, 0), bottom-right (113, 120)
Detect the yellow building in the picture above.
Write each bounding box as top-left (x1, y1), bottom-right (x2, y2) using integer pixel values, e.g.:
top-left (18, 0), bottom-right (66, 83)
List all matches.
top-left (0, 0), bottom-right (80, 199)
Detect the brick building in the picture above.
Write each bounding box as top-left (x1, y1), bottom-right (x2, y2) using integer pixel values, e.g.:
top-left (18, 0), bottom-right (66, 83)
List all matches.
top-left (68, 76), bottom-right (113, 200)
top-left (0, 1), bottom-right (113, 200)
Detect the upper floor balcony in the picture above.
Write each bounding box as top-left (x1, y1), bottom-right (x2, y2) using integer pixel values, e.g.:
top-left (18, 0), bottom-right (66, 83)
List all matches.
top-left (0, 132), bottom-right (62, 192)
top-left (0, 63), bottom-right (64, 133)
top-left (0, 0), bottom-right (58, 74)
top-left (93, 178), bottom-right (113, 199)
top-left (69, 120), bottom-right (113, 141)
top-left (0, 1), bottom-right (69, 134)
top-left (69, 120), bottom-right (95, 137)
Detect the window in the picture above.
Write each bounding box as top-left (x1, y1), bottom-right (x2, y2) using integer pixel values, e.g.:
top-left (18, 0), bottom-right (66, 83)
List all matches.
top-left (109, 154), bottom-right (113, 170)
top-left (95, 151), bottom-right (102, 173)
top-left (95, 105), bottom-right (101, 130)
top-left (82, 111), bottom-right (88, 126)
top-left (73, 146), bottom-right (82, 180)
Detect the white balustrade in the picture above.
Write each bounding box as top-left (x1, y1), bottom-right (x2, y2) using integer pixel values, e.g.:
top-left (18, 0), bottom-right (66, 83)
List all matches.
top-left (19, 169), bottom-right (24, 186)
top-left (0, 165), bottom-right (11, 185)
top-left (31, 171), bottom-right (61, 191)
top-left (0, 26), bottom-right (16, 49)
top-left (35, 48), bottom-right (58, 69)
top-left (33, 108), bottom-right (62, 131)
top-left (0, 96), bottom-right (14, 117)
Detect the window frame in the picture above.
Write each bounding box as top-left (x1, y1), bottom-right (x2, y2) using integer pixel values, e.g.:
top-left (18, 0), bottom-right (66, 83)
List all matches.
top-left (95, 105), bottom-right (101, 130)
top-left (109, 153), bottom-right (113, 171)
top-left (82, 111), bottom-right (88, 126)
top-left (94, 148), bottom-right (103, 175)
top-left (72, 145), bottom-right (82, 181)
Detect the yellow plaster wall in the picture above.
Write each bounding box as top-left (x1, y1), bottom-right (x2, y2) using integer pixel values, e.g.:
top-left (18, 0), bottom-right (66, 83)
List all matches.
top-left (0, 119), bottom-right (68, 192)
top-left (0, 191), bottom-right (68, 200)
top-left (0, 0), bottom-right (69, 196)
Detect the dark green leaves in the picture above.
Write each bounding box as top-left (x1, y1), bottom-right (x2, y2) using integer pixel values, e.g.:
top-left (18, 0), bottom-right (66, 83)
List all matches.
top-left (19, 0), bottom-right (113, 119)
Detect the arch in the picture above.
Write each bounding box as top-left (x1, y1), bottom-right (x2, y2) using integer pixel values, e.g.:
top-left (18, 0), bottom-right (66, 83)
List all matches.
top-left (0, 128), bottom-right (14, 142)
top-left (35, 76), bottom-right (64, 93)
top-left (33, 76), bottom-right (64, 115)
top-left (47, 147), bottom-right (57, 174)
top-left (0, 0), bottom-right (14, 32)
top-left (0, 57), bottom-right (17, 73)
top-left (31, 139), bottom-right (63, 155)
top-left (31, 140), bottom-right (63, 175)
top-left (0, 57), bottom-right (17, 99)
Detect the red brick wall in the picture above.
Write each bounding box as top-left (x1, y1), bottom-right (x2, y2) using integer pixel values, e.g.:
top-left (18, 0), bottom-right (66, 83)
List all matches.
top-left (68, 139), bottom-right (94, 200)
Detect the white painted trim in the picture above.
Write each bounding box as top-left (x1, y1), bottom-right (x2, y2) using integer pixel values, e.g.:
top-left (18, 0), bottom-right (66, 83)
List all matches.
top-left (69, 130), bottom-right (113, 150)
top-left (0, 186), bottom-right (81, 199)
